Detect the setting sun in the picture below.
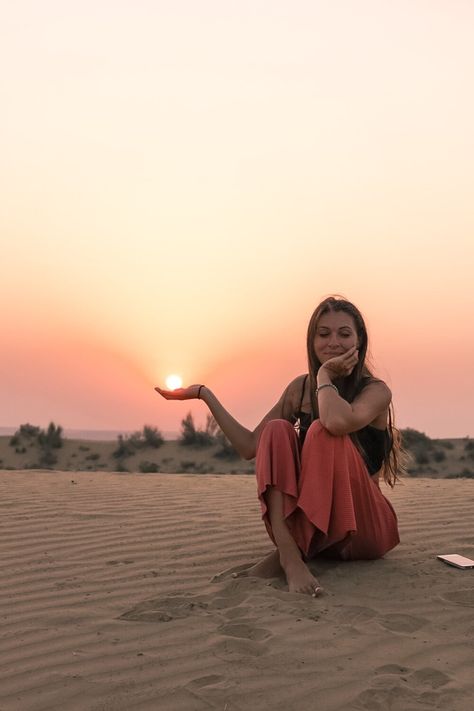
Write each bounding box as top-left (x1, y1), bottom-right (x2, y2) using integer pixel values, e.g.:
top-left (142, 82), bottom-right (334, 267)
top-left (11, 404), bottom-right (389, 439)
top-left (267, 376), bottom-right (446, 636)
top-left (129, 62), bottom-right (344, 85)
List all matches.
top-left (165, 374), bottom-right (183, 391)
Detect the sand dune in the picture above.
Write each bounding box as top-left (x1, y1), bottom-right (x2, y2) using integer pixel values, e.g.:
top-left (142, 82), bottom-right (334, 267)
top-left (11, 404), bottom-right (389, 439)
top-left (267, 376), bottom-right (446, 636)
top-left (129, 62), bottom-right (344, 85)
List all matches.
top-left (0, 471), bottom-right (473, 710)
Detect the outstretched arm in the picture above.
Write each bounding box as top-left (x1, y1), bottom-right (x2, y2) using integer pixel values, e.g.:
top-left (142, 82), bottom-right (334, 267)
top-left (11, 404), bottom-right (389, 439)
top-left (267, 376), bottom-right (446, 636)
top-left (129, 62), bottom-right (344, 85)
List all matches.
top-left (155, 381), bottom-right (295, 460)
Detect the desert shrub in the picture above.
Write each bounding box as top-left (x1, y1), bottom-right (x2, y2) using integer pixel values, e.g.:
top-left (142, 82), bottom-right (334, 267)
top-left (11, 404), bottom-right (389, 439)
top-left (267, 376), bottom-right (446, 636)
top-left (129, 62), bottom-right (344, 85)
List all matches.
top-left (213, 431), bottom-right (240, 460)
top-left (401, 428), bottom-right (433, 450)
top-left (39, 449), bottom-right (58, 468)
top-left (139, 461), bottom-right (160, 473)
top-left (446, 469), bottom-right (474, 479)
top-left (38, 422), bottom-right (63, 449)
top-left (180, 459), bottom-right (197, 471)
top-left (128, 431), bottom-right (144, 448)
top-left (179, 413), bottom-right (214, 448)
top-left (142, 425), bottom-right (164, 448)
top-left (117, 426), bottom-right (165, 453)
top-left (19, 423), bottom-right (41, 438)
top-left (115, 463), bottom-right (129, 472)
top-left (413, 448), bottom-right (430, 465)
top-left (15, 446), bottom-right (27, 454)
top-left (438, 440), bottom-right (454, 450)
top-left (113, 435), bottom-right (136, 459)
top-left (464, 440), bottom-right (474, 459)
top-left (79, 445), bottom-right (90, 452)
top-left (85, 453), bottom-right (100, 461)
top-left (10, 423), bottom-right (41, 447)
top-left (433, 450), bottom-right (446, 463)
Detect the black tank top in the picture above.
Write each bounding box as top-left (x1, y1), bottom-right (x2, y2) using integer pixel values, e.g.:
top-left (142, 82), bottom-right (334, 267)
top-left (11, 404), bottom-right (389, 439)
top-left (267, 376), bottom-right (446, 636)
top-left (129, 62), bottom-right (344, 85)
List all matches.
top-left (290, 375), bottom-right (392, 475)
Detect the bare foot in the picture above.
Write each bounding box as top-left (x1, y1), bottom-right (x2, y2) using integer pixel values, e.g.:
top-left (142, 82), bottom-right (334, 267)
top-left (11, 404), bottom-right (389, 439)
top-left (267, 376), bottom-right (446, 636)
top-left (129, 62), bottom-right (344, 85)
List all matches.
top-left (239, 550), bottom-right (283, 579)
top-left (280, 554), bottom-right (323, 597)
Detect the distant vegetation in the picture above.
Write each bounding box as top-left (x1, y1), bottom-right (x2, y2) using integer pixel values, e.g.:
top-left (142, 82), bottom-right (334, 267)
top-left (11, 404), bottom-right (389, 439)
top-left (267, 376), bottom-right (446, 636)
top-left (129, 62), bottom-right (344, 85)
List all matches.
top-left (4, 421), bottom-right (471, 477)
top-left (179, 413), bottom-right (217, 447)
top-left (113, 425), bottom-right (165, 463)
top-left (400, 428), bottom-right (472, 477)
top-left (178, 412), bottom-right (240, 460)
top-left (10, 422), bottom-right (63, 469)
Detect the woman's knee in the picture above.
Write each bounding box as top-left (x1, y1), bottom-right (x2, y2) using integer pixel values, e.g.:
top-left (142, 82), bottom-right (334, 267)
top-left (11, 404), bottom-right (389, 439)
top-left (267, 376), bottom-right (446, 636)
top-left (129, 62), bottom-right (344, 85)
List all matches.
top-left (257, 419), bottom-right (296, 450)
top-left (306, 419), bottom-right (350, 442)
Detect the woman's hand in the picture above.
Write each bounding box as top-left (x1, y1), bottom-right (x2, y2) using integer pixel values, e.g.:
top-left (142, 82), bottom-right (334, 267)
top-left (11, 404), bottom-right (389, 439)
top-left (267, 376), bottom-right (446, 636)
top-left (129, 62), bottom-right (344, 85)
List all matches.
top-left (154, 384), bottom-right (203, 401)
top-left (319, 346), bottom-right (359, 379)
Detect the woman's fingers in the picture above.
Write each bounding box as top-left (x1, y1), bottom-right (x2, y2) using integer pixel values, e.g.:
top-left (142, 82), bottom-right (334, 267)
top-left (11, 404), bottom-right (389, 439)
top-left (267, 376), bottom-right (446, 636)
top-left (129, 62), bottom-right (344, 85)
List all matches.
top-left (154, 384), bottom-right (202, 401)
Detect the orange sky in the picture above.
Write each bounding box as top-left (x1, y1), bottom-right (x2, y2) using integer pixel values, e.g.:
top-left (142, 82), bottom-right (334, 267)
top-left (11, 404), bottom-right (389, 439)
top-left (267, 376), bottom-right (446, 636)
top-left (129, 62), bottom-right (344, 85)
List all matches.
top-left (2, 1), bottom-right (474, 438)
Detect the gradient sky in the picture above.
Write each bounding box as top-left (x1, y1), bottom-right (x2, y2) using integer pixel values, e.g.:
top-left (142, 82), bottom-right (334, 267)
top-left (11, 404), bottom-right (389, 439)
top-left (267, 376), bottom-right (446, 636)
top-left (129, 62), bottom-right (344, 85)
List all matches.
top-left (2, 1), bottom-right (473, 439)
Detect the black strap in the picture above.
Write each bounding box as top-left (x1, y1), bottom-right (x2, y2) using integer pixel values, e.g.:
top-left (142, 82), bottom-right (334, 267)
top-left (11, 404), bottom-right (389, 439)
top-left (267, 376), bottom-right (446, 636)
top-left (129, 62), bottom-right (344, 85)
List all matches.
top-left (298, 374), bottom-right (308, 412)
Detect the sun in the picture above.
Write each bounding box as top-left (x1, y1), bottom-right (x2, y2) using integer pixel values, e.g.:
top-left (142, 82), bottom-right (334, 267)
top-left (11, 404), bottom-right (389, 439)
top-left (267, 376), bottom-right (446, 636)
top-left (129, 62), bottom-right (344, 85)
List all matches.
top-left (165, 374), bottom-right (183, 390)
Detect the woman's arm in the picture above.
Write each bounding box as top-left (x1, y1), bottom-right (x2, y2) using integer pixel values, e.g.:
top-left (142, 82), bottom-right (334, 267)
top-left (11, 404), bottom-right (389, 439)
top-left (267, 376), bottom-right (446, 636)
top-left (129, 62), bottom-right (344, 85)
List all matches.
top-left (200, 387), bottom-right (284, 460)
top-left (316, 348), bottom-right (391, 435)
top-left (156, 378), bottom-right (300, 460)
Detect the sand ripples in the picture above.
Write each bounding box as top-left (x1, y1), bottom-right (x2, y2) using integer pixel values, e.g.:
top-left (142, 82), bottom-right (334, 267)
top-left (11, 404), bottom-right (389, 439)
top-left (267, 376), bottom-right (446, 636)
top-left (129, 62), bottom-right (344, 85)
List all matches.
top-left (0, 471), bottom-right (473, 710)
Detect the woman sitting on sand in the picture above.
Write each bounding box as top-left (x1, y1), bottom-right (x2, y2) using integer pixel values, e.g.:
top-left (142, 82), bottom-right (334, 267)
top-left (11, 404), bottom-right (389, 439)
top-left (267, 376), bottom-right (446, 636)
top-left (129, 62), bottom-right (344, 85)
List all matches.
top-left (156, 296), bottom-right (404, 597)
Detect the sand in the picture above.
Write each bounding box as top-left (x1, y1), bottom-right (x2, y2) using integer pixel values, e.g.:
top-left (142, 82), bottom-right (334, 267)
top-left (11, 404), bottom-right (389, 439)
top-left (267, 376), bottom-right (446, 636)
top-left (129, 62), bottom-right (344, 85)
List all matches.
top-left (0, 470), bottom-right (473, 711)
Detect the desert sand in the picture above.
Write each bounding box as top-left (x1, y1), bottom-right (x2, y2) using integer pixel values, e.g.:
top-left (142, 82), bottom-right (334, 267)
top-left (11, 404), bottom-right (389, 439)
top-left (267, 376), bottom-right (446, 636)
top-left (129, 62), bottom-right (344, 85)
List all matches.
top-left (0, 470), bottom-right (473, 711)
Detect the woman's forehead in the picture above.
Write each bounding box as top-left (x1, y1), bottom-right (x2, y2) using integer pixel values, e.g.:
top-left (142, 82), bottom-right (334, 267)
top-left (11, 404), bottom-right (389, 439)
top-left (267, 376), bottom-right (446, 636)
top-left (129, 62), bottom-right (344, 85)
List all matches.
top-left (317, 311), bottom-right (356, 330)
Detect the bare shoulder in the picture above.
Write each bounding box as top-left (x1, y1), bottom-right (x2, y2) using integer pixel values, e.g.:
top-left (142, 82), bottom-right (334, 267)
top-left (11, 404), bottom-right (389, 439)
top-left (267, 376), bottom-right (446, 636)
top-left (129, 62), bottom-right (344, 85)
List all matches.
top-left (353, 379), bottom-right (392, 429)
top-left (358, 378), bottom-right (392, 401)
top-left (359, 378), bottom-right (392, 402)
top-left (282, 374), bottom-right (308, 413)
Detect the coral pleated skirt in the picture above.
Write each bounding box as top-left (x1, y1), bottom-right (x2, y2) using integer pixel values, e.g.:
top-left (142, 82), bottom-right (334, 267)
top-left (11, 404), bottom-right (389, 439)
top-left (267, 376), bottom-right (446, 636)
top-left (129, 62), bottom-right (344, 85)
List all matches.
top-left (255, 419), bottom-right (400, 560)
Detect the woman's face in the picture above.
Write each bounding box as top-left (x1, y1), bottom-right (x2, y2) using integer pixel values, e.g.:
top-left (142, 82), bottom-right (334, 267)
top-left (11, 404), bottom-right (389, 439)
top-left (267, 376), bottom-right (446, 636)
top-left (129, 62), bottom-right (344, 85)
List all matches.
top-left (313, 310), bottom-right (359, 364)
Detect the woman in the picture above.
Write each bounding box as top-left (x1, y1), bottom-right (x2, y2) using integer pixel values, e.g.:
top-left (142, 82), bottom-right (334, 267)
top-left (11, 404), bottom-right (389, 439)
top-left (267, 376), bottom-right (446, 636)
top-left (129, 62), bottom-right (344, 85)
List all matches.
top-left (156, 296), bottom-right (404, 597)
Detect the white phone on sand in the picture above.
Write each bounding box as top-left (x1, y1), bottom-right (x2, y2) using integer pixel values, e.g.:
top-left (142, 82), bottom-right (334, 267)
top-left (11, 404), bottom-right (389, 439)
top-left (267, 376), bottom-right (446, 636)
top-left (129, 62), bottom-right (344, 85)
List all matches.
top-left (437, 554), bottom-right (474, 569)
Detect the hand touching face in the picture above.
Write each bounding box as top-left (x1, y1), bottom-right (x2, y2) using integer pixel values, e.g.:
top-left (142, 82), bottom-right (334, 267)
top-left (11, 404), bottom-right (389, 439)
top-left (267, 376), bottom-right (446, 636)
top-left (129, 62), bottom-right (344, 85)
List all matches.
top-left (320, 345), bottom-right (359, 378)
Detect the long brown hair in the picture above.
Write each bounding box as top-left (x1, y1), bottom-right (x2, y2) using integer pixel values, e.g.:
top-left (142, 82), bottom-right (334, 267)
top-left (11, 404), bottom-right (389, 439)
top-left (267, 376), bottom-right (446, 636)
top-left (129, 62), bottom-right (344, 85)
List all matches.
top-left (306, 295), bottom-right (406, 487)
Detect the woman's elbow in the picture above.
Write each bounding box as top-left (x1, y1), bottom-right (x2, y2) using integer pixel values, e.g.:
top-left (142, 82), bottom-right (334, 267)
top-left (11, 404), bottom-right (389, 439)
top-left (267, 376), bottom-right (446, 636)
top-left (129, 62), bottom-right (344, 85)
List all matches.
top-left (320, 416), bottom-right (349, 437)
top-left (241, 445), bottom-right (256, 460)
top-left (241, 435), bottom-right (257, 460)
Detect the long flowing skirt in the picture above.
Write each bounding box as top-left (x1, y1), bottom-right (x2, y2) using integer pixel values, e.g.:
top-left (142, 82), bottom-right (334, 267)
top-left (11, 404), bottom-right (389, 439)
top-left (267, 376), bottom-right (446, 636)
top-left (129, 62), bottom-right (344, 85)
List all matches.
top-left (255, 419), bottom-right (400, 560)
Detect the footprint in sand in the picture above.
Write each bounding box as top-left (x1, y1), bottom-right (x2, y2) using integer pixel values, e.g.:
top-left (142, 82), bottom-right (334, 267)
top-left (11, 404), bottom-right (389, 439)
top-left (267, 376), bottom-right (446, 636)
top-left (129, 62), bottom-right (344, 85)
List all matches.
top-left (212, 634), bottom-right (268, 662)
top-left (441, 588), bottom-right (474, 608)
top-left (377, 613), bottom-right (427, 634)
top-left (334, 605), bottom-right (377, 625)
top-left (374, 663), bottom-right (411, 676)
top-left (120, 595), bottom-right (209, 622)
top-left (356, 665), bottom-right (453, 710)
top-left (410, 667), bottom-right (451, 689)
top-left (217, 621), bottom-right (272, 641)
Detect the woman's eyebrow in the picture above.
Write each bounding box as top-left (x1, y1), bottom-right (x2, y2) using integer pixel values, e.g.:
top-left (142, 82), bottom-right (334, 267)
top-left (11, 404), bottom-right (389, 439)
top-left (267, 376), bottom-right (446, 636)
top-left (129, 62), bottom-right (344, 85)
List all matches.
top-left (318, 326), bottom-right (353, 331)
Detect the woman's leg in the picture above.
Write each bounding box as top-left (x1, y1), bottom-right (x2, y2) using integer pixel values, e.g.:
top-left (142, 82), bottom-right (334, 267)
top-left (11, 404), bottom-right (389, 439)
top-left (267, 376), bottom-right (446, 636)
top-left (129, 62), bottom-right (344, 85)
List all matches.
top-left (265, 486), bottom-right (322, 594)
top-left (297, 420), bottom-right (400, 560)
top-left (254, 419), bottom-right (322, 595)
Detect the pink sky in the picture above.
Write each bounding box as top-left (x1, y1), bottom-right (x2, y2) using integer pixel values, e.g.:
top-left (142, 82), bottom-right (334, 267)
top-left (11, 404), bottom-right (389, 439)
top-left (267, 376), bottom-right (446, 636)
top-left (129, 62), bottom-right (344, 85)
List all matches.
top-left (2, 1), bottom-right (474, 439)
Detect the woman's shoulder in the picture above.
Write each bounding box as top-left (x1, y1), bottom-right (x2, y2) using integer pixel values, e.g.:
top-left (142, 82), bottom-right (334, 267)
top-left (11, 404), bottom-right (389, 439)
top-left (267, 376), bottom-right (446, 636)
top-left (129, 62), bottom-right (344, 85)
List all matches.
top-left (359, 375), bottom-right (392, 398)
top-left (286, 373), bottom-right (309, 397)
